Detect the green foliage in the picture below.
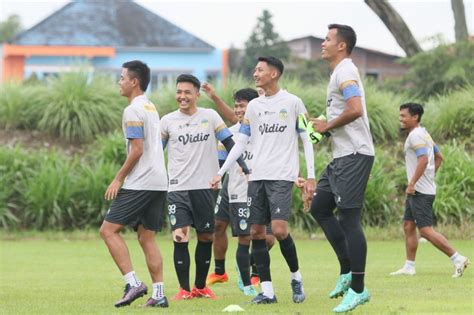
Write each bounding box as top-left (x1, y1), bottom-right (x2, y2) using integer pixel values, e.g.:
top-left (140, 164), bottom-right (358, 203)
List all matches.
top-left (392, 41), bottom-right (474, 100)
top-left (242, 9), bottom-right (290, 76)
top-left (285, 58), bottom-right (331, 85)
top-left (37, 71), bottom-right (124, 143)
top-left (424, 86), bottom-right (474, 142)
top-left (0, 14), bottom-right (22, 43)
top-left (88, 130), bottom-right (126, 165)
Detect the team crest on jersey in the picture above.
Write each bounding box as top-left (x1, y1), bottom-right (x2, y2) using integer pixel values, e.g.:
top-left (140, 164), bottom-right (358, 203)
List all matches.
top-left (170, 215), bottom-right (177, 226)
top-left (279, 109), bottom-right (288, 120)
top-left (239, 219), bottom-right (248, 231)
top-left (201, 118), bottom-right (209, 128)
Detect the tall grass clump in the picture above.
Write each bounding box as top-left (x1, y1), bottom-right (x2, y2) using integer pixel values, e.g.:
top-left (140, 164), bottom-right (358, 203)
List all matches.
top-left (87, 130), bottom-right (126, 165)
top-left (37, 72), bottom-right (125, 143)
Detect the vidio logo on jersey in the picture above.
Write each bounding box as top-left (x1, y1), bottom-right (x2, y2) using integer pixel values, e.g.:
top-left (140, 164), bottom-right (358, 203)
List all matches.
top-left (178, 133), bottom-right (210, 145)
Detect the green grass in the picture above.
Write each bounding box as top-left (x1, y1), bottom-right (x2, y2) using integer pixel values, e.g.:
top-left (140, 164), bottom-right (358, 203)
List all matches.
top-left (1, 233), bottom-right (472, 314)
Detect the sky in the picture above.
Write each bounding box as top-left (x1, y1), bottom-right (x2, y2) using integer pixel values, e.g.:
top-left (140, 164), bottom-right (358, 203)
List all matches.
top-left (0, 0), bottom-right (472, 56)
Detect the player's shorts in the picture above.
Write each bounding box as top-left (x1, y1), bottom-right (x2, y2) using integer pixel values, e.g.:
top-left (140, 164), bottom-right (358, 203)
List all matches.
top-left (215, 175), bottom-right (230, 222)
top-left (105, 189), bottom-right (166, 232)
top-left (403, 192), bottom-right (435, 228)
top-left (247, 180), bottom-right (293, 225)
top-left (317, 153), bottom-right (374, 209)
top-left (167, 189), bottom-right (215, 233)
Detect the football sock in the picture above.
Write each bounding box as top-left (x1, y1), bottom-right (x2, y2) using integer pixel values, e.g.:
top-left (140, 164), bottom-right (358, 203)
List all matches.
top-left (252, 239), bottom-right (271, 282)
top-left (195, 240), bottom-right (212, 289)
top-left (173, 241), bottom-right (190, 292)
top-left (123, 271), bottom-right (141, 287)
top-left (214, 259), bottom-right (225, 275)
top-left (279, 234), bottom-right (299, 273)
top-left (152, 282), bottom-right (164, 299)
top-left (236, 243), bottom-right (251, 286)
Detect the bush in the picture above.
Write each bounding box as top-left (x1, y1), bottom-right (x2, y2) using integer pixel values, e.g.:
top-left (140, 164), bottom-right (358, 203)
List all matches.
top-left (87, 130), bottom-right (126, 165)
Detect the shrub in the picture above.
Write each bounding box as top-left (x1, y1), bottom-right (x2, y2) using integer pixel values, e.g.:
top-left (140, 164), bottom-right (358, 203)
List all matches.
top-left (87, 130), bottom-right (126, 165)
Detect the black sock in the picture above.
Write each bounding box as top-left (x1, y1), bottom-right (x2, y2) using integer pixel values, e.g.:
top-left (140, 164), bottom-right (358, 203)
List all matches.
top-left (351, 273), bottom-right (365, 293)
top-left (236, 243), bottom-right (251, 286)
top-left (252, 239), bottom-right (271, 282)
top-left (173, 241), bottom-right (190, 292)
top-left (250, 252), bottom-right (258, 276)
top-left (278, 234), bottom-right (299, 273)
top-left (214, 259), bottom-right (225, 275)
top-left (194, 240), bottom-right (212, 289)
top-left (338, 257), bottom-right (351, 274)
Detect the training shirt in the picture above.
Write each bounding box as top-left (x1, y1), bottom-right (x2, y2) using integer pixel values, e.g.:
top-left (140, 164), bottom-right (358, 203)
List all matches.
top-left (161, 107), bottom-right (232, 192)
top-left (404, 126), bottom-right (438, 195)
top-left (121, 95), bottom-right (168, 191)
top-left (218, 123), bottom-right (253, 203)
top-left (326, 58), bottom-right (374, 158)
top-left (239, 89), bottom-right (306, 182)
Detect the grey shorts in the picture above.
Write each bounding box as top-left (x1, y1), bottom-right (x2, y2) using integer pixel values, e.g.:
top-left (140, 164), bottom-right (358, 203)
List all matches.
top-left (247, 180), bottom-right (293, 225)
top-left (105, 189), bottom-right (167, 232)
top-left (167, 189), bottom-right (216, 233)
top-left (317, 153), bottom-right (374, 209)
top-left (404, 192), bottom-right (435, 228)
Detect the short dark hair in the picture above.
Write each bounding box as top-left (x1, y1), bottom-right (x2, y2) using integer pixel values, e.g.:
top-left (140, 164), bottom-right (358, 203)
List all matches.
top-left (122, 60), bottom-right (150, 92)
top-left (328, 24), bottom-right (357, 55)
top-left (233, 88), bottom-right (259, 103)
top-left (400, 102), bottom-right (424, 122)
top-left (176, 74), bottom-right (201, 90)
top-left (258, 56), bottom-right (284, 76)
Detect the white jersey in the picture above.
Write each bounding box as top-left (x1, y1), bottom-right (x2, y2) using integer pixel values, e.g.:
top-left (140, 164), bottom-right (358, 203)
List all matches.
top-left (161, 107), bottom-right (232, 192)
top-left (121, 95), bottom-right (168, 191)
top-left (326, 58), bottom-right (374, 158)
top-left (404, 126), bottom-right (437, 195)
top-left (240, 89), bottom-right (307, 182)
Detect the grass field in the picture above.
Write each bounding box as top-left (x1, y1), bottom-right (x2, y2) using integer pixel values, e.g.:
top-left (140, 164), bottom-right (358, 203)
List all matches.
top-left (0, 232), bottom-right (473, 314)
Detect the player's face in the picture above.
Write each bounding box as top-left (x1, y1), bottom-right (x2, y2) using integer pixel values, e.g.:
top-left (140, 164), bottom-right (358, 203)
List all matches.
top-left (234, 99), bottom-right (248, 122)
top-left (321, 28), bottom-right (341, 61)
top-left (399, 108), bottom-right (418, 130)
top-left (253, 61), bottom-right (276, 88)
top-left (118, 68), bottom-right (135, 97)
top-left (176, 82), bottom-right (199, 111)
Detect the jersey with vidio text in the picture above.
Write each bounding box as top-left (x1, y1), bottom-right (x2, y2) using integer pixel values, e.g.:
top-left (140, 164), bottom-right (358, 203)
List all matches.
top-left (121, 95), bottom-right (168, 191)
top-left (239, 89), bottom-right (306, 182)
top-left (326, 58), bottom-right (374, 159)
top-left (161, 108), bottom-right (231, 192)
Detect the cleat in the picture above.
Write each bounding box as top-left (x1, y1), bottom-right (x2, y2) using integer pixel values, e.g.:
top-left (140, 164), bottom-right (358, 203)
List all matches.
top-left (333, 287), bottom-right (370, 313)
top-left (251, 292), bottom-right (277, 304)
top-left (114, 283), bottom-right (148, 307)
top-left (143, 296), bottom-right (169, 308)
top-left (243, 285), bottom-right (258, 297)
top-left (390, 267), bottom-right (416, 276)
top-left (291, 279), bottom-right (305, 303)
top-left (191, 286), bottom-right (217, 299)
top-left (206, 272), bottom-right (229, 286)
top-left (235, 265), bottom-right (244, 292)
top-left (329, 273), bottom-right (352, 299)
top-left (250, 275), bottom-right (260, 287)
top-left (172, 287), bottom-right (193, 300)
top-left (452, 257), bottom-right (470, 278)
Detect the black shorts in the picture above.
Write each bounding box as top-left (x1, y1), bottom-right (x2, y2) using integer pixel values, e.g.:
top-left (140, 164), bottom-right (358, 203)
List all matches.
top-left (247, 180), bottom-right (293, 225)
top-left (404, 192), bottom-right (435, 228)
top-left (317, 153), bottom-right (374, 209)
top-left (168, 189), bottom-right (216, 233)
top-left (105, 189), bottom-right (166, 232)
top-left (215, 176), bottom-right (230, 222)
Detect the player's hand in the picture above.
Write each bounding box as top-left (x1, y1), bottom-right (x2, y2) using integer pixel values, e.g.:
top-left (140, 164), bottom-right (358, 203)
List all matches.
top-left (294, 177), bottom-right (306, 188)
top-left (310, 118), bottom-right (328, 133)
top-left (406, 183), bottom-right (416, 195)
top-left (201, 82), bottom-right (215, 98)
top-left (210, 175), bottom-right (222, 190)
top-left (303, 178), bottom-right (316, 210)
top-left (104, 179), bottom-right (122, 200)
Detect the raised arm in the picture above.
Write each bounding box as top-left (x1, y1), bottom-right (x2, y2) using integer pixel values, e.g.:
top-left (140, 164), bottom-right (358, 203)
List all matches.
top-left (202, 82), bottom-right (238, 124)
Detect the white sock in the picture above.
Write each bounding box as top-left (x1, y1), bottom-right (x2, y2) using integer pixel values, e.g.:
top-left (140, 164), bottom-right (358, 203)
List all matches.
top-left (450, 252), bottom-right (465, 264)
top-left (405, 260), bottom-right (416, 269)
top-left (291, 270), bottom-right (302, 281)
top-left (260, 281), bottom-right (274, 298)
top-left (123, 271), bottom-right (141, 287)
top-left (152, 282), bottom-right (164, 299)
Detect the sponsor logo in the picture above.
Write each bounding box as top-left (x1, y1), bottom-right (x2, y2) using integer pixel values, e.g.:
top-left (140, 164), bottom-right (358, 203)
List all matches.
top-left (178, 133), bottom-right (210, 145)
top-left (204, 222), bottom-right (211, 229)
top-left (327, 98), bottom-right (333, 107)
top-left (201, 118), bottom-right (209, 128)
top-left (274, 207), bottom-right (281, 214)
top-left (170, 214), bottom-right (177, 225)
top-left (239, 219), bottom-right (248, 231)
top-left (279, 108), bottom-right (288, 120)
top-left (144, 103), bottom-right (157, 112)
top-left (230, 194), bottom-right (238, 200)
top-left (170, 179), bottom-right (178, 185)
top-left (259, 123), bottom-right (287, 135)
top-left (242, 150), bottom-right (253, 160)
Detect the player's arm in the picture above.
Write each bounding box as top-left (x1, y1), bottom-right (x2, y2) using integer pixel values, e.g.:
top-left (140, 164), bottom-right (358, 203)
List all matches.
top-left (221, 136), bottom-right (250, 175)
top-left (105, 138), bottom-right (143, 200)
top-left (312, 80), bottom-right (363, 133)
top-left (202, 82), bottom-right (238, 124)
top-left (299, 130), bottom-right (316, 202)
top-left (434, 144), bottom-right (442, 173)
top-left (406, 145), bottom-right (429, 195)
top-left (217, 142), bottom-right (228, 168)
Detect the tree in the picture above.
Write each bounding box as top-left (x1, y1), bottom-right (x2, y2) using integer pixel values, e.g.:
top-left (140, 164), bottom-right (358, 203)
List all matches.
top-left (451, 0), bottom-right (469, 42)
top-left (0, 14), bottom-right (22, 43)
top-left (242, 10), bottom-right (290, 76)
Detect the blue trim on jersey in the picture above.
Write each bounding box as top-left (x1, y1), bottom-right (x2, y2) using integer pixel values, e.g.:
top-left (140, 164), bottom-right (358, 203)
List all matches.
top-left (239, 123), bottom-right (251, 136)
top-left (126, 126), bottom-right (144, 139)
top-left (162, 138), bottom-right (168, 149)
top-left (415, 147), bottom-right (428, 157)
top-left (218, 149), bottom-right (228, 160)
top-left (216, 128), bottom-right (232, 142)
top-left (433, 144), bottom-right (440, 154)
top-left (342, 84), bottom-right (362, 101)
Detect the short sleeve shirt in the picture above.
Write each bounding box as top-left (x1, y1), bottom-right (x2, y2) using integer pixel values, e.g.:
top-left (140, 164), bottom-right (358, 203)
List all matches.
top-left (326, 58), bottom-right (374, 158)
top-left (161, 108), bottom-right (231, 191)
top-left (240, 90), bottom-right (307, 182)
top-left (404, 126), bottom-right (437, 195)
top-left (121, 95), bottom-right (168, 191)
